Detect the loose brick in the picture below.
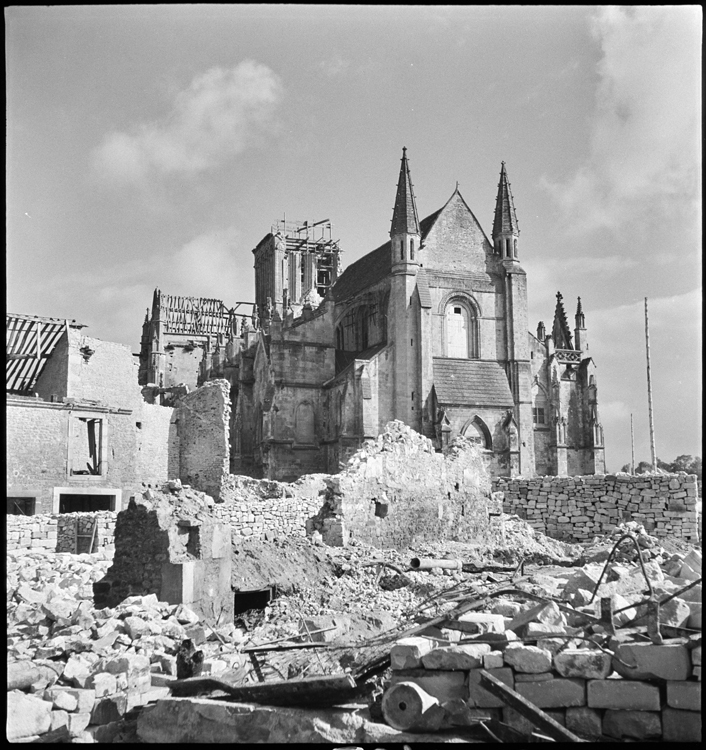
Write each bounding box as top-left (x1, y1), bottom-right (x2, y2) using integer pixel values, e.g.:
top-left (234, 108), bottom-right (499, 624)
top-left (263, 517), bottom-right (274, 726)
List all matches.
top-left (514, 678), bottom-right (585, 708)
top-left (587, 679), bottom-right (660, 710)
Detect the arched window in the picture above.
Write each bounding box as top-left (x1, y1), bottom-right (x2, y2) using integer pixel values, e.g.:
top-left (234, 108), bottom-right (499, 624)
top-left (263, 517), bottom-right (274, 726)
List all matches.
top-left (410, 239), bottom-right (415, 260)
top-left (444, 298), bottom-right (479, 359)
top-left (532, 385), bottom-right (548, 427)
top-left (462, 416), bottom-right (492, 449)
top-left (294, 402), bottom-right (315, 444)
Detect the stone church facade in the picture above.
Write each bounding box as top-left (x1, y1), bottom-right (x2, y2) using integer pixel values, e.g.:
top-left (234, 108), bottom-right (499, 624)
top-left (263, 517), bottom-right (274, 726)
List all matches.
top-left (141, 149), bottom-right (606, 481)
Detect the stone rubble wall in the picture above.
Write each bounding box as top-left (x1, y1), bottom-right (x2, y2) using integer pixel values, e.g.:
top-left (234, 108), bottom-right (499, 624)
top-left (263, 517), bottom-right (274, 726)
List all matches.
top-left (387, 629), bottom-right (701, 742)
top-left (216, 474), bottom-right (324, 542)
top-left (494, 473), bottom-right (700, 543)
top-left (7, 512), bottom-right (118, 553)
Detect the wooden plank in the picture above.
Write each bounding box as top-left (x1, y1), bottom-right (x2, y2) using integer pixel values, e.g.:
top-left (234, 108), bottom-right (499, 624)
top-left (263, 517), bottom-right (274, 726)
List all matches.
top-left (478, 669), bottom-right (584, 743)
top-left (169, 672), bottom-right (358, 707)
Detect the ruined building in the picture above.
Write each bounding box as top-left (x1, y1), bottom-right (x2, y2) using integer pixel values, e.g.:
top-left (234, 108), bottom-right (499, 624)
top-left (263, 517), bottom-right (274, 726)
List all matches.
top-left (143, 150), bottom-right (606, 481)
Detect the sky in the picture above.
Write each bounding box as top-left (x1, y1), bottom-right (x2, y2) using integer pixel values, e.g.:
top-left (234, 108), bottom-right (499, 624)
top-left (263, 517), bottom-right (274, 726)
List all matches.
top-left (6, 5), bottom-right (702, 472)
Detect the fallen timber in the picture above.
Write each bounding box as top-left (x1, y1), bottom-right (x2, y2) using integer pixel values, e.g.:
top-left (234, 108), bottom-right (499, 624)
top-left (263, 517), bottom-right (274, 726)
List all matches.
top-left (169, 672), bottom-right (359, 707)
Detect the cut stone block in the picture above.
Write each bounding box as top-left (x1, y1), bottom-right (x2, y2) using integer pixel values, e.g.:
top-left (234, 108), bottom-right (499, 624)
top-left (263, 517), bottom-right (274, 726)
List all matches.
top-left (565, 706), bottom-right (602, 738)
top-left (692, 645), bottom-right (701, 666)
top-left (389, 669), bottom-right (467, 704)
top-left (537, 637), bottom-right (575, 656)
top-left (514, 678), bottom-right (586, 708)
top-left (67, 712), bottom-right (91, 735)
top-left (679, 549), bottom-right (702, 581)
top-left (515, 672), bottom-right (554, 682)
top-left (46, 687), bottom-right (95, 715)
top-left (124, 616), bottom-right (150, 640)
top-left (390, 637), bottom-right (435, 670)
top-left (466, 667), bottom-right (514, 708)
top-left (502, 706), bottom-right (566, 735)
top-left (587, 679), bottom-right (660, 710)
top-left (7, 690), bottom-right (52, 740)
top-left (51, 689), bottom-right (78, 712)
top-left (455, 612), bottom-right (505, 634)
top-left (503, 643), bottom-right (552, 673)
top-left (489, 599), bottom-right (523, 618)
top-left (535, 601), bottom-right (567, 628)
top-left (525, 622), bottom-right (566, 639)
top-left (666, 680), bottom-right (701, 711)
top-left (554, 649), bottom-right (612, 679)
top-left (612, 642), bottom-right (691, 681)
top-left (482, 652), bottom-right (504, 669)
top-left (49, 709), bottom-right (69, 732)
top-left (90, 695), bottom-right (128, 725)
top-left (602, 710), bottom-right (661, 740)
top-left (662, 707), bottom-right (702, 743)
top-left (86, 671), bottom-right (117, 698)
top-left (421, 643), bottom-right (491, 671)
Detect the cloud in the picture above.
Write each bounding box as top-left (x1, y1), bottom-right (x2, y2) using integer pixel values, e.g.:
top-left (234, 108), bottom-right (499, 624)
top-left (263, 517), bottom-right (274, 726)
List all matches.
top-left (542, 7), bottom-right (701, 235)
top-left (93, 61), bottom-right (283, 183)
top-left (317, 55), bottom-right (351, 78)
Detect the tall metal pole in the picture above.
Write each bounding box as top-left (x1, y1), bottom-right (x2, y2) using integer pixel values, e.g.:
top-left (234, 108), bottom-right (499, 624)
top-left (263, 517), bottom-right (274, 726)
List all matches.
top-left (630, 413), bottom-right (635, 474)
top-left (644, 298), bottom-right (657, 469)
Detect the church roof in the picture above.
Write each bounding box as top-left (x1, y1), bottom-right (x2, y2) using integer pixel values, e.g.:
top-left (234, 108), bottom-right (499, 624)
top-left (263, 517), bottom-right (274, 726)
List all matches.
top-left (390, 147), bottom-right (420, 236)
top-left (332, 207), bottom-right (442, 303)
top-left (492, 162), bottom-right (519, 238)
top-left (416, 268), bottom-right (432, 308)
top-left (432, 358), bottom-right (515, 407)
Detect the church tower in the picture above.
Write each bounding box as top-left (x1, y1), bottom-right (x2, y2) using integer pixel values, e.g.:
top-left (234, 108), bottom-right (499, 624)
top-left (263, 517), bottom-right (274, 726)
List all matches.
top-left (389, 147), bottom-right (421, 429)
top-left (493, 162), bottom-right (534, 475)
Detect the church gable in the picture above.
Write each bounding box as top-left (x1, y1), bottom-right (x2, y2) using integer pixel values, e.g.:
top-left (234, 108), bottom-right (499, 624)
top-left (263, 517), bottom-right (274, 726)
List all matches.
top-left (421, 191), bottom-right (494, 275)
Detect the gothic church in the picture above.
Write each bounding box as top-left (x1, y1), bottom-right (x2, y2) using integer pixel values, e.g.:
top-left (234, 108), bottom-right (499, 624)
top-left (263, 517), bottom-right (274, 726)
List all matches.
top-left (140, 149), bottom-right (605, 481)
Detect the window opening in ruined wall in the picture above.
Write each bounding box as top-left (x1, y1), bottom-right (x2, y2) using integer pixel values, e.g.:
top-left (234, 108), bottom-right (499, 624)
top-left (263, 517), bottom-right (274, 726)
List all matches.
top-left (462, 416), bottom-right (492, 449)
top-left (7, 497), bottom-right (36, 515)
top-left (533, 385), bottom-right (548, 427)
top-left (69, 417), bottom-right (105, 476)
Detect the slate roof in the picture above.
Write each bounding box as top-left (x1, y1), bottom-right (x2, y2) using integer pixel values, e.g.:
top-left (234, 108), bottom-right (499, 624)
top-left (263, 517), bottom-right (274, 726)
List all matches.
top-left (332, 207), bottom-right (443, 304)
top-left (433, 358), bottom-right (515, 407)
top-left (416, 268), bottom-right (432, 308)
top-left (6, 313), bottom-right (85, 394)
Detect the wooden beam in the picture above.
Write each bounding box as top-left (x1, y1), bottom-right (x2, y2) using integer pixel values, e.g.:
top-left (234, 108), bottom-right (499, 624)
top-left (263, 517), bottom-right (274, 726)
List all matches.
top-left (478, 669), bottom-right (585, 743)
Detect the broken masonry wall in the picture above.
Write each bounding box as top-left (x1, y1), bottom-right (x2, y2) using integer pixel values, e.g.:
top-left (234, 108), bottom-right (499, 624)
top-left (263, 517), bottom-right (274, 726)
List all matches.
top-left (216, 474), bottom-right (325, 541)
top-left (495, 473), bottom-right (700, 543)
top-left (136, 402), bottom-right (179, 485)
top-left (94, 489), bottom-right (233, 624)
top-left (6, 511), bottom-right (118, 552)
top-left (177, 379), bottom-right (231, 499)
top-left (311, 421), bottom-right (501, 549)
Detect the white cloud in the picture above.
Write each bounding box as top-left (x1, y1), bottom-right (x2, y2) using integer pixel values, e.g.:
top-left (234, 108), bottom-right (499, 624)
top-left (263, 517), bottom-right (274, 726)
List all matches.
top-left (542, 7), bottom-right (701, 235)
top-left (93, 61), bottom-right (283, 183)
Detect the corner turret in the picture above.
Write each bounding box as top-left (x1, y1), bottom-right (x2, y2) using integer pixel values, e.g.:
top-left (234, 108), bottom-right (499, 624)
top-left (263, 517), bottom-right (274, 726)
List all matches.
top-left (390, 147), bottom-right (421, 274)
top-left (492, 162), bottom-right (520, 261)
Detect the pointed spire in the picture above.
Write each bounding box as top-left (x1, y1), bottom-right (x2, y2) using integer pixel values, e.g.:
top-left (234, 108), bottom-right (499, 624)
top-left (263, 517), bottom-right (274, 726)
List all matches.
top-left (390, 147), bottom-right (420, 237)
top-left (575, 297), bottom-right (585, 328)
top-left (493, 161), bottom-right (519, 238)
top-left (552, 292), bottom-right (574, 350)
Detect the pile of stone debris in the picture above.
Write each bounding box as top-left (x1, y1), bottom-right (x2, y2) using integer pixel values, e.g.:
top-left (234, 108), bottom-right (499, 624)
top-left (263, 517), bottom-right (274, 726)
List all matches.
top-left (6, 513), bottom-right (701, 743)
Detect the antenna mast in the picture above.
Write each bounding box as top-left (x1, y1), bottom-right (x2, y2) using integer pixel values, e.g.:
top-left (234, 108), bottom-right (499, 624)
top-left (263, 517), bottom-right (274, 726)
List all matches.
top-left (644, 298), bottom-right (657, 469)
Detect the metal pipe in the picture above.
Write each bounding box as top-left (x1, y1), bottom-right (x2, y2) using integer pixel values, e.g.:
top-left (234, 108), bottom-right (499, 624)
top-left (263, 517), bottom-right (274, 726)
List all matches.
top-left (410, 558), bottom-right (462, 571)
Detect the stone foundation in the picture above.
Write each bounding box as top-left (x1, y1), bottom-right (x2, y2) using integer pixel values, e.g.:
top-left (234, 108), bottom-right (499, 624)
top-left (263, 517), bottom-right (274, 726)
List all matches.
top-left (7, 512), bottom-right (117, 553)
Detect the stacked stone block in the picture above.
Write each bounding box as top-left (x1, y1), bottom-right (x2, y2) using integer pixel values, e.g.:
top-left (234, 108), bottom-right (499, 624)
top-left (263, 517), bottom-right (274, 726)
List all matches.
top-left (6, 512), bottom-right (117, 552)
top-left (494, 473), bottom-right (699, 543)
top-left (385, 625), bottom-right (701, 741)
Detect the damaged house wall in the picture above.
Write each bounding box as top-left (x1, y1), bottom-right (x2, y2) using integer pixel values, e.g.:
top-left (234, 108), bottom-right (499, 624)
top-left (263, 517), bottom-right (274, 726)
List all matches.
top-left (7, 326), bottom-right (178, 515)
top-left (310, 420), bottom-right (501, 549)
top-left (94, 487), bottom-right (232, 623)
top-left (176, 379), bottom-right (231, 499)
